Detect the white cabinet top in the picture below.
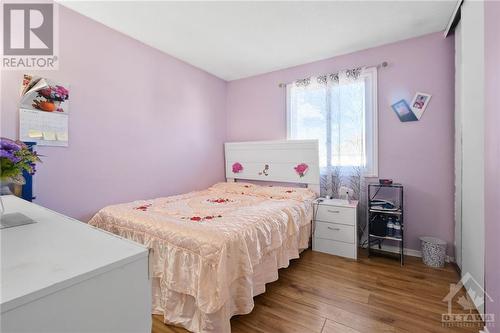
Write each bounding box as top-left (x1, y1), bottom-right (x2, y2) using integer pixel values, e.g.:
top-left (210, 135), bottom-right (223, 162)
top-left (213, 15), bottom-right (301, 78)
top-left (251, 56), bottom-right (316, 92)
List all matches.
top-left (0, 196), bottom-right (148, 313)
top-left (314, 198), bottom-right (358, 208)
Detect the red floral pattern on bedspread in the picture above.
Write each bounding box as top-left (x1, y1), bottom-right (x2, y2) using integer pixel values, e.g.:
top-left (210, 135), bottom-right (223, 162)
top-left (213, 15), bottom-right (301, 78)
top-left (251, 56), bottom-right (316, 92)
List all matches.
top-left (134, 203), bottom-right (152, 211)
top-left (134, 201), bottom-right (224, 222)
top-left (207, 198), bottom-right (233, 204)
top-left (183, 215), bottom-right (223, 222)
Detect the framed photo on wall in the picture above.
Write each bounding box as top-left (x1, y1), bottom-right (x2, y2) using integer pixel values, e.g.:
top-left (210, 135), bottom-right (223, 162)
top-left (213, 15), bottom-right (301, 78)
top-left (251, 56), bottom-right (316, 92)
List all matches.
top-left (410, 92), bottom-right (432, 120)
top-left (391, 99), bottom-right (417, 122)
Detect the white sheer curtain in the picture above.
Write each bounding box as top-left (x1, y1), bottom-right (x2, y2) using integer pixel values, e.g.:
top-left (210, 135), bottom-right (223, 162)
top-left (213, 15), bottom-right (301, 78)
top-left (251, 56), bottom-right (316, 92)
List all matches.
top-left (287, 66), bottom-right (377, 207)
top-left (287, 67), bottom-right (377, 238)
top-left (287, 67), bottom-right (378, 243)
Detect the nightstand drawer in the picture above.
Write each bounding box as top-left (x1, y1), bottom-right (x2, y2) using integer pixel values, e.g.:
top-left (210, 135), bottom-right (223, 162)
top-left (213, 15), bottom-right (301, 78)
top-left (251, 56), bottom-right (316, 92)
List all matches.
top-left (313, 238), bottom-right (357, 259)
top-left (315, 205), bottom-right (355, 225)
top-left (314, 221), bottom-right (355, 243)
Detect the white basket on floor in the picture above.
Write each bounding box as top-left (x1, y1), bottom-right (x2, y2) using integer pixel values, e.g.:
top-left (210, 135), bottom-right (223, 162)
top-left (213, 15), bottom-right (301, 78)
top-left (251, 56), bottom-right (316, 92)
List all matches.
top-left (420, 236), bottom-right (447, 268)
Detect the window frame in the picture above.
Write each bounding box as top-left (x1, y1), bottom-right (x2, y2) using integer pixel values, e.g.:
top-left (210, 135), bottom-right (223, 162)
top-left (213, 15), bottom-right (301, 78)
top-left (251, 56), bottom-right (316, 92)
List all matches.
top-left (286, 66), bottom-right (378, 178)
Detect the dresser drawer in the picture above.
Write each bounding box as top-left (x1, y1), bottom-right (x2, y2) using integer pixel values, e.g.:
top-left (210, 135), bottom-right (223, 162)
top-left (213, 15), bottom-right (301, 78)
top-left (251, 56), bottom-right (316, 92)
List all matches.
top-left (314, 221), bottom-right (355, 244)
top-left (315, 205), bottom-right (355, 225)
top-left (313, 238), bottom-right (357, 259)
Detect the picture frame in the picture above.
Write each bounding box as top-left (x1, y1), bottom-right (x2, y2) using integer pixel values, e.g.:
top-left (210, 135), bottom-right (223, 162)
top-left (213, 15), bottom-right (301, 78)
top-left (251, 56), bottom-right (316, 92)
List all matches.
top-left (391, 99), bottom-right (417, 122)
top-left (20, 75), bottom-right (70, 114)
top-left (410, 92), bottom-right (432, 119)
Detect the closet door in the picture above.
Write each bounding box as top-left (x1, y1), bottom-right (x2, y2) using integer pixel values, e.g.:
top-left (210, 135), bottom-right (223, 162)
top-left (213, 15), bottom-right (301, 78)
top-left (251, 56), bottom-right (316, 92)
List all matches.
top-left (454, 22), bottom-right (462, 270)
top-left (457, 0), bottom-right (485, 316)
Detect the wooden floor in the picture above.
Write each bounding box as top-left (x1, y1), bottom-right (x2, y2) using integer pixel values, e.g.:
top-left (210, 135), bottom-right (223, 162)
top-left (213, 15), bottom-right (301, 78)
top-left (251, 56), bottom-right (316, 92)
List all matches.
top-left (152, 249), bottom-right (483, 333)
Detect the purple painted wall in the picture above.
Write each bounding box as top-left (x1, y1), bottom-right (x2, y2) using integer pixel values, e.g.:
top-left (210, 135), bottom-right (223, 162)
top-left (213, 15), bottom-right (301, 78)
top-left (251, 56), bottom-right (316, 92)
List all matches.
top-left (0, 6), bottom-right (457, 257)
top-left (484, 1), bottom-right (500, 331)
top-left (226, 32), bottom-right (455, 253)
top-left (0, 6), bottom-right (227, 221)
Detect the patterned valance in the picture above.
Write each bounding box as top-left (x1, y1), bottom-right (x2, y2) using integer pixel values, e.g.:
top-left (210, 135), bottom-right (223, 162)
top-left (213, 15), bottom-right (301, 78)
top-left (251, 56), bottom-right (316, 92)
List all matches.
top-left (294, 77), bottom-right (311, 87)
top-left (294, 66), bottom-right (364, 87)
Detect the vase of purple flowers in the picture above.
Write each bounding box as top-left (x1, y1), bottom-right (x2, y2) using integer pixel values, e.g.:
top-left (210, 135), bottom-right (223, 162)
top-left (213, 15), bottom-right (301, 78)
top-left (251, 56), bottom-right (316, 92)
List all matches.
top-left (0, 138), bottom-right (41, 212)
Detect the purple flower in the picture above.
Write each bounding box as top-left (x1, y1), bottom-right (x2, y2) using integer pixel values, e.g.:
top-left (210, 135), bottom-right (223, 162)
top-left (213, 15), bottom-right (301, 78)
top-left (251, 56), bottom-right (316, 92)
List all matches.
top-left (0, 149), bottom-right (21, 163)
top-left (0, 138), bottom-right (21, 152)
top-left (1, 137), bottom-right (41, 182)
top-left (38, 85), bottom-right (69, 102)
top-left (1, 138), bottom-right (22, 163)
top-left (56, 85), bottom-right (68, 96)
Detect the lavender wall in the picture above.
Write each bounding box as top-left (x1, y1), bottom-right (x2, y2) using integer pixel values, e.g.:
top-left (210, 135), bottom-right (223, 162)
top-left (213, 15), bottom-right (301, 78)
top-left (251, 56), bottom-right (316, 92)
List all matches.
top-left (0, 7), bottom-right (457, 256)
top-left (0, 6), bottom-right (227, 221)
top-left (226, 32), bottom-right (455, 253)
top-left (484, 1), bottom-right (500, 330)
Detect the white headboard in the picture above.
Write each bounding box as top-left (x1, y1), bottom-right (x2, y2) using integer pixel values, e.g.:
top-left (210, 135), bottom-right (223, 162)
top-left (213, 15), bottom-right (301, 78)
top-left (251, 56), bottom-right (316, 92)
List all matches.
top-left (224, 140), bottom-right (320, 194)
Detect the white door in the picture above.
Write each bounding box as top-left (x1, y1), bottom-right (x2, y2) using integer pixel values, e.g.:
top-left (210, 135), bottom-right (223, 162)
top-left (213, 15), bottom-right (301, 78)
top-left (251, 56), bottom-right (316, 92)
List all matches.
top-left (454, 22), bottom-right (462, 269)
top-left (456, 0), bottom-right (485, 316)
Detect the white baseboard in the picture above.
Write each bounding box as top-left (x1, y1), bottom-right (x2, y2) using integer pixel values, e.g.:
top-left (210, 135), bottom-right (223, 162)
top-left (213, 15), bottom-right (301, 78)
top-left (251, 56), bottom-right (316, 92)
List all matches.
top-left (367, 244), bottom-right (455, 263)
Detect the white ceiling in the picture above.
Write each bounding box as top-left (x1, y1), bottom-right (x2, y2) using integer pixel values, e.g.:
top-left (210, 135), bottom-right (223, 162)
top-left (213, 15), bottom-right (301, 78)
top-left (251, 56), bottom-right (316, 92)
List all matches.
top-left (59, 1), bottom-right (457, 81)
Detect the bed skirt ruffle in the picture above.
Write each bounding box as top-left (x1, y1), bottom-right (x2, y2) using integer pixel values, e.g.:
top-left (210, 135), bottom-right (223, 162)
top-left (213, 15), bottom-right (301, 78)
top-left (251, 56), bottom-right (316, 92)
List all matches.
top-left (152, 223), bottom-right (311, 333)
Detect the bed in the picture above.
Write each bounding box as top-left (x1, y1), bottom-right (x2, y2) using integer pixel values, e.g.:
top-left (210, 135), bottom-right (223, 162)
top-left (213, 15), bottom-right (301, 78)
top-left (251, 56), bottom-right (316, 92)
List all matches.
top-left (88, 140), bottom-right (319, 333)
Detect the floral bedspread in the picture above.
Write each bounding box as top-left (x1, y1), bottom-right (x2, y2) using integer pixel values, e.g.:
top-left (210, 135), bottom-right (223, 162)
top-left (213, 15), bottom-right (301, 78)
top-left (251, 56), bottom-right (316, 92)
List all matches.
top-left (88, 182), bottom-right (316, 321)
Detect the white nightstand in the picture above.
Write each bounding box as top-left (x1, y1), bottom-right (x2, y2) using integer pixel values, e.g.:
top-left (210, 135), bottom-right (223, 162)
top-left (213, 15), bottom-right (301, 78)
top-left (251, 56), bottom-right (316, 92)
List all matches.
top-left (312, 198), bottom-right (358, 259)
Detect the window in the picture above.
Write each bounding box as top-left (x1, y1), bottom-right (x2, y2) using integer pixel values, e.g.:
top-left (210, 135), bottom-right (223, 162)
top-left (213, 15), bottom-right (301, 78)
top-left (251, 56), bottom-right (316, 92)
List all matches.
top-left (286, 67), bottom-right (378, 177)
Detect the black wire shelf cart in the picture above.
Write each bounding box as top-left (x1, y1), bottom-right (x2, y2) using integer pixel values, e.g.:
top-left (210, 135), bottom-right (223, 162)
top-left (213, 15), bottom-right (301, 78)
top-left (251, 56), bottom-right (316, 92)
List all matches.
top-left (367, 183), bottom-right (404, 265)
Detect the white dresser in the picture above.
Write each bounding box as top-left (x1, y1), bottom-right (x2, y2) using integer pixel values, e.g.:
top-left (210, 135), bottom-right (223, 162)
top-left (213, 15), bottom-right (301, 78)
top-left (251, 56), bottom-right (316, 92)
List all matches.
top-left (1, 196), bottom-right (151, 333)
top-left (312, 198), bottom-right (358, 259)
